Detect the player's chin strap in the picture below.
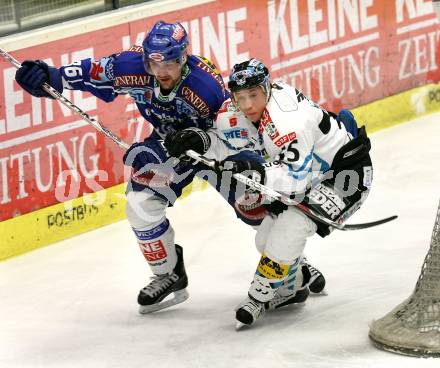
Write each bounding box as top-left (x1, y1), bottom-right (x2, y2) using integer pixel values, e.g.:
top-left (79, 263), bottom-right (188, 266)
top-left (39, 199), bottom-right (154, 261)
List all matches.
top-left (185, 149), bottom-right (397, 231)
top-left (0, 47), bottom-right (130, 150)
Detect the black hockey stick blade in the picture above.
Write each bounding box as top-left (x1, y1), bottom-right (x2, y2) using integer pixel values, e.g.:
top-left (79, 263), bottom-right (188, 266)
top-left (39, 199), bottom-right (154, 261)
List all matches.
top-left (341, 215), bottom-right (398, 231)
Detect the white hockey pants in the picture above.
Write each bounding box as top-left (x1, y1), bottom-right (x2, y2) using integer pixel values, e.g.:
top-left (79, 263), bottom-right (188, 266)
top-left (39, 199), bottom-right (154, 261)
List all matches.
top-left (125, 190), bottom-right (177, 275)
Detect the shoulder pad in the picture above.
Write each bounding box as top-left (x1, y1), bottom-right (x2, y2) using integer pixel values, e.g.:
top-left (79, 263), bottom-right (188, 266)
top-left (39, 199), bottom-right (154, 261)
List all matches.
top-left (215, 108), bottom-right (247, 129)
top-left (112, 51), bottom-right (145, 72)
top-left (127, 45), bottom-right (143, 53)
top-left (188, 55), bottom-right (226, 90)
top-left (271, 82), bottom-right (298, 112)
top-left (193, 55), bottom-right (221, 74)
top-left (217, 99), bottom-right (238, 114)
top-left (112, 51), bottom-right (152, 87)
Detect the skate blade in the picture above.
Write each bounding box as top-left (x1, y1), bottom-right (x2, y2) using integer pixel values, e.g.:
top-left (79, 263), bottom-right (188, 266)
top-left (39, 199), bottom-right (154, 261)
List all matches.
top-left (139, 289), bottom-right (189, 314)
top-left (235, 321), bottom-right (248, 331)
top-left (310, 288), bottom-right (328, 296)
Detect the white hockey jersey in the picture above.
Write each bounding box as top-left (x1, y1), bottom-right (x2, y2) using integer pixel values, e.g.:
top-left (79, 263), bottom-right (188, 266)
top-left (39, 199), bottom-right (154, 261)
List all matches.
top-left (205, 82), bottom-right (352, 196)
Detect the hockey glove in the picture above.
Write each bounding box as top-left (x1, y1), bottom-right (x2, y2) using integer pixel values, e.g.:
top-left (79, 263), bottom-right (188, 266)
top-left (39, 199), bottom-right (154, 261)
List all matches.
top-left (123, 138), bottom-right (174, 187)
top-left (164, 127), bottom-right (211, 159)
top-left (15, 60), bottom-right (63, 98)
top-left (218, 159), bottom-right (266, 185)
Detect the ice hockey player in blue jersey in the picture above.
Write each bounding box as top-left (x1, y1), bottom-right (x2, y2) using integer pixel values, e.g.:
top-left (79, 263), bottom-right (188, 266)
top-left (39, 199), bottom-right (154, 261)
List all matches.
top-left (165, 58), bottom-right (372, 328)
top-left (14, 21), bottom-right (235, 313)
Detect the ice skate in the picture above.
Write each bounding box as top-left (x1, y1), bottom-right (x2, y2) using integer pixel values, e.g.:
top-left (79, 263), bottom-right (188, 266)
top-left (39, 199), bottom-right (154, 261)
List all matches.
top-left (265, 287), bottom-right (310, 310)
top-left (235, 288), bottom-right (309, 328)
top-left (277, 259), bottom-right (326, 298)
top-left (235, 297), bottom-right (265, 329)
top-left (138, 244), bottom-right (189, 314)
top-left (302, 258), bottom-right (326, 294)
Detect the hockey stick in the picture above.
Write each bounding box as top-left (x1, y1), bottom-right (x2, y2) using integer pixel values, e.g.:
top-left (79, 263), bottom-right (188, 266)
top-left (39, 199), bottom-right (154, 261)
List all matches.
top-left (185, 149), bottom-right (397, 231)
top-left (0, 47), bottom-right (130, 150)
top-left (0, 47), bottom-right (396, 230)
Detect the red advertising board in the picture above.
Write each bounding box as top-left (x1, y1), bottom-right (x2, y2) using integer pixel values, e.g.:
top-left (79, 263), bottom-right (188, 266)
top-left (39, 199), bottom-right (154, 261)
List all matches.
top-left (0, 0), bottom-right (439, 221)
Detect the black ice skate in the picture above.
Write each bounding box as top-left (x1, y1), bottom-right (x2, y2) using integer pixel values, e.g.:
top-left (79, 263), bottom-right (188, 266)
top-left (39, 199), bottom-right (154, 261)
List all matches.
top-left (235, 296), bottom-right (266, 329)
top-left (138, 244), bottom-right (189, 314)
top-left (302, 258), bottom-right (326, 294)
top-left (236, 288), bottom-right (311, 329)
top-left (235, 285), bottom-right (313, 329)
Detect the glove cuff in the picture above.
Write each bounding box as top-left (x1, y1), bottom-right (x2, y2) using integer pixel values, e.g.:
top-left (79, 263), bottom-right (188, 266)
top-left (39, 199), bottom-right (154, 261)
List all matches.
top-left (37, 60), bottom-right (63, 98)
top-left (186, 127), bottom-right (211, 154)
top-left (47, 66), bottom-right (63, 96)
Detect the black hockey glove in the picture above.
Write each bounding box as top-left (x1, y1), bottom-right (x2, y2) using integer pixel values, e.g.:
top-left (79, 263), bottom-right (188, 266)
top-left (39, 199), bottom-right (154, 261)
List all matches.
top-left (218, 159), bottom-right (266, 185)
top-left (164, 127), bottom-right (211, 159)
top-left (15, 60), bottom-right (63, 98)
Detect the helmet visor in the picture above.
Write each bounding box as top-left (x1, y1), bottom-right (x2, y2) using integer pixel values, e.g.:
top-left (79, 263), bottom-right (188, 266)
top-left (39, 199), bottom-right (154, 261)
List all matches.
top-left (143, 53), bottom-right (184, 75)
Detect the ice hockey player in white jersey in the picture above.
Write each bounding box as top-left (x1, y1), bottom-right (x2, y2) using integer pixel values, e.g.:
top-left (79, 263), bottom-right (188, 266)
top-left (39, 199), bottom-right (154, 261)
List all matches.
top-left (165, 58), bottom-right (373, 327)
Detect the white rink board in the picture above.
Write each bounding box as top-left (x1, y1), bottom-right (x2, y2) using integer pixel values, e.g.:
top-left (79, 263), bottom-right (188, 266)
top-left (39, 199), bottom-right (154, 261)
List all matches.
top-left (0, 113), bottom-right (439, 368)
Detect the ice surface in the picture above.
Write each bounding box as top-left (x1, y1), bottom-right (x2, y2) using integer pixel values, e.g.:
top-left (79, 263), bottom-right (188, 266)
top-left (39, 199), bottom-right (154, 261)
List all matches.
top-left (1, 114), bottom-right (440, 368)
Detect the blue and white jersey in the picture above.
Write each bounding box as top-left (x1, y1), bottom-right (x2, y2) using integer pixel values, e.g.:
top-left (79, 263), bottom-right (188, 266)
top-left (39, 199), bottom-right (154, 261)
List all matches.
top-left (59, 47), bottom-right (229, 139)
top-left (205, 82), bottom-right (352, 195)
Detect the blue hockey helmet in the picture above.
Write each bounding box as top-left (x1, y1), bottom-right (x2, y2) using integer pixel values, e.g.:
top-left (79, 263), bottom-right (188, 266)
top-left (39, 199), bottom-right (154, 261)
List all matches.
top-left (228, 58), bottom-right (270, 95)
top-left (143, 21), bottom-right (188, 64)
